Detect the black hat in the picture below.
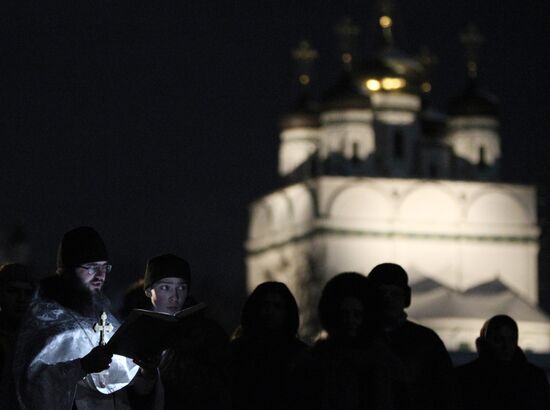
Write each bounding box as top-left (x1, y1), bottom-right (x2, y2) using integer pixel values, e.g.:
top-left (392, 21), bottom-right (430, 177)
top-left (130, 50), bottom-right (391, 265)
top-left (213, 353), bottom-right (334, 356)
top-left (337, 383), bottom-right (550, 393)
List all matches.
top-left (143, 254), bottom-right (191, 290)
top-left (0, 263), bottom-right (35, 287)
top-left (368, 263), bottom-right (409, 289)
top-left (56, 226), bottom-right (108, 272)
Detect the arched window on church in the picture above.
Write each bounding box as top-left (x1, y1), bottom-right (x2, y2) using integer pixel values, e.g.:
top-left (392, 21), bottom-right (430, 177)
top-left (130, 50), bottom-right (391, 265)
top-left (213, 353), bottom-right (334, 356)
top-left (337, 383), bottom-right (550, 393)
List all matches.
top-left (394, 130), bottom-right (404, 160)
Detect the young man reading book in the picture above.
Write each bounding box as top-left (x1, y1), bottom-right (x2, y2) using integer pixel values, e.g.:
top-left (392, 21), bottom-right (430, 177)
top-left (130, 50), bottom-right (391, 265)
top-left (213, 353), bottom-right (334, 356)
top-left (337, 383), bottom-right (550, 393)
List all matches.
top-left (143, 254), bottom-right (231, 410)
top-left (144, 254), bottom-right (190, 315)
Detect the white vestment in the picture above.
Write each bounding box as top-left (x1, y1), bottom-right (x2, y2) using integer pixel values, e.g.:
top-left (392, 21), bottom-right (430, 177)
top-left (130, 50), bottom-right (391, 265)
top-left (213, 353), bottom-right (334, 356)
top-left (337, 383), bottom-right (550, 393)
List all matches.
top-left (12, 297), bottom-right (140, 410)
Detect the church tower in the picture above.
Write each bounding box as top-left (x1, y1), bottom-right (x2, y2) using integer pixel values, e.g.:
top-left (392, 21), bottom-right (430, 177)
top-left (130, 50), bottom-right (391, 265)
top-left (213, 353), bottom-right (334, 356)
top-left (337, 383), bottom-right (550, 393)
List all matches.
top-left (417, 48), bottom-right (453, 179)
top-left (354, 1), bottom-right (424, 177)
top-left (445, 24), bottom-right (501, 181)
top-left (278, 41), bottom-right (320, 182)
top-left (320, 17), bottom-right (376, 176)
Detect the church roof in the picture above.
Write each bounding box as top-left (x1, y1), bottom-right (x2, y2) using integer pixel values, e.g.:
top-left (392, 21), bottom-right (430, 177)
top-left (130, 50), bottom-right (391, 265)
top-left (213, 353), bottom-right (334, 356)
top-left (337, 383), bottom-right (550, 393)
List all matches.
top-left (448, 79), bottom-right (499, 117)
top-left (321, 72), bottom-right (372, 111)
top-left (279, 94), bottom-right (320, 129)
top-left (409, 277), bottom-right (549, 323)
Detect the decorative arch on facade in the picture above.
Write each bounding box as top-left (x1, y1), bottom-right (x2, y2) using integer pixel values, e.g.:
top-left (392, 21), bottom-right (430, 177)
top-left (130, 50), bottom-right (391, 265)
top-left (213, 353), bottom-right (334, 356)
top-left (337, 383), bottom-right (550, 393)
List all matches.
top-left (327, 183), bottom-right (394, 219)
top-left (466, 191), bottom-right (532, 224)
top-left (268, 192), bottom-right (294, 230)
top-left (398, 184), bottom-right (461, 223)
top-left (285, 184), bottom-right (315, 225)
top-left (248, 202), bottom-right (273, 239)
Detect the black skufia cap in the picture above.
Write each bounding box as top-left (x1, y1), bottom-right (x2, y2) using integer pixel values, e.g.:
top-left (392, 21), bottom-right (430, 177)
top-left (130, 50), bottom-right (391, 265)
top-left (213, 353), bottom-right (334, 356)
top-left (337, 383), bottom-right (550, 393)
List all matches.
top-left (143, 254), bottom-right (191, 290)
top-left (56, 226), bottom-right (108, 272)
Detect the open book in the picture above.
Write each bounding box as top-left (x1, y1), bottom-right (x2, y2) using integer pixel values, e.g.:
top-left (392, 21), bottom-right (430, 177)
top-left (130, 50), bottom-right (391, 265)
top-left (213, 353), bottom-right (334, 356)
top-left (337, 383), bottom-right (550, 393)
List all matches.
top-left (107, 302), bottom-right (207, 358)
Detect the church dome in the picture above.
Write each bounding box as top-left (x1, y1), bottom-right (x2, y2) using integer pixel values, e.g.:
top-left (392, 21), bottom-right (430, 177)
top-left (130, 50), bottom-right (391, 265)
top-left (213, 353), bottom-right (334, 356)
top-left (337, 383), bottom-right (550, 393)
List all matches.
top-left (354, 46), bottom-right (425, 95)
top-left (279, 94), bottom-right (320, 129)
top-left (321, 72), bottom-right (372, 111)
top-left (448, 80), bottom-right (498, 117)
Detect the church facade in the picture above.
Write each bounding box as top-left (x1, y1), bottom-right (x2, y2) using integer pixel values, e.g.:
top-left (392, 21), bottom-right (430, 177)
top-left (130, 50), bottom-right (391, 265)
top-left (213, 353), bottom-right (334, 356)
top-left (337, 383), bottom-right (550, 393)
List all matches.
top-left (245, 15), bottom-right (550, 352)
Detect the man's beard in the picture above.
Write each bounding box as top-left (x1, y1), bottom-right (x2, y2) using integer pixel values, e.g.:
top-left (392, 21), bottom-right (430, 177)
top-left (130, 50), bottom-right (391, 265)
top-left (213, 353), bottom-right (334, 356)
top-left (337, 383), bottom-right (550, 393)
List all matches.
top-left (40, 273), bottom-right (111, 319)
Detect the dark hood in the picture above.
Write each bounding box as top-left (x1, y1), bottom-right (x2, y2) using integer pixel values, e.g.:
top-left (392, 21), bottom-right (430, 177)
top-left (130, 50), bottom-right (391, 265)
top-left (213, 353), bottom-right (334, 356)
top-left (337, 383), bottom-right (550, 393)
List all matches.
top-left (241, 281), bottom-right (299, 340)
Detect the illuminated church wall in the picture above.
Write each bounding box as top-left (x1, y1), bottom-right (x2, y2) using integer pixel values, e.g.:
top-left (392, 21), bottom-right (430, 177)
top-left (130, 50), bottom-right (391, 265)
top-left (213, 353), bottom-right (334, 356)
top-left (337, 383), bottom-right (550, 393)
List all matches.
top-left (246, 177), bottom-right (544, 347)
top-left (319, 110), bottom-right (375, 161)
top-left (278, 127), bottom-right (320, 177)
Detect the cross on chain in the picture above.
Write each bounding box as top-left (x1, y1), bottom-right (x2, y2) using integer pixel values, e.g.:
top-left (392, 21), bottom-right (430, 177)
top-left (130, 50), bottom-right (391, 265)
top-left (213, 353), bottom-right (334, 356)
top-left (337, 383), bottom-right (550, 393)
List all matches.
top-left (93, 312), bottom-right (113, 346)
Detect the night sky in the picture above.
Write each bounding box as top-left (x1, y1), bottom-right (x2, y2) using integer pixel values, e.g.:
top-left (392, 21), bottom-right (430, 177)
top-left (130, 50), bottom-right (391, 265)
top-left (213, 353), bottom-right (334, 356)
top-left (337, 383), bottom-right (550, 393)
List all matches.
top-left (2, 0), bottom-right (549, 329)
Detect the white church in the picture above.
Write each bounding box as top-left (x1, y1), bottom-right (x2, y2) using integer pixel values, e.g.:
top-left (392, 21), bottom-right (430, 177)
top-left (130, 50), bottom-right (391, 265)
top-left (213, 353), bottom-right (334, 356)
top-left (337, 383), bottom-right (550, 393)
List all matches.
top-left (245, 10), bottom-right (550, 352)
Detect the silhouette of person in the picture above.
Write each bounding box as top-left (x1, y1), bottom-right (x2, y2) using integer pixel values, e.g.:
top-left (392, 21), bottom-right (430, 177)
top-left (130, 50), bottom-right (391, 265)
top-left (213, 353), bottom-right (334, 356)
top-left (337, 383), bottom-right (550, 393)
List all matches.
top-left (297, 272), bottom-right (400, 410)
top-left (455, 315), bottom-right (550, 410)
top-left (0, 263), bottom-right (36, 406)
top-left (119, 278), bottom-right (151, 320)
top-left (229, 281), bottom-right (307, 410)
top-left (143, 253), bottom-right (230, 410)
top-left (368, 263), bottom-right (454, 410)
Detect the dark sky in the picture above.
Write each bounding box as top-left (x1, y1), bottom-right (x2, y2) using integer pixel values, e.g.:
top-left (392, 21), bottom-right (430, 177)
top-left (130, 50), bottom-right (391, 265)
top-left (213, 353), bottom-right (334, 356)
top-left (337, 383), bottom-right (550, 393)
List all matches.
top-left (2, 0), bottom-right (549, 328)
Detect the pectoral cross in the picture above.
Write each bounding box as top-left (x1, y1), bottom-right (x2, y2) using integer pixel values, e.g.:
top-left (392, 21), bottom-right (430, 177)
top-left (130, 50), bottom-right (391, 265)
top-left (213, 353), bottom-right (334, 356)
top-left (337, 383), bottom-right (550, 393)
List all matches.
top-left (93, 312), bottom-right (113, 346)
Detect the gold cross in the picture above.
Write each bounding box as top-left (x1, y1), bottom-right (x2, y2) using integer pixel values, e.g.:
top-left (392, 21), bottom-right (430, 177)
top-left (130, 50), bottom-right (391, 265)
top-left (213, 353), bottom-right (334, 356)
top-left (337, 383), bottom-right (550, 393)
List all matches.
top-left (460, 24), bottom-right (485, 79)
top-left (291, 40), bottom-right (319, 63)
top-left (291, 40), bottom-right (319, 87)
top-left (334, 16), bottom-right (360, 68)
top-left (93, 312), bottom-right (113, 346)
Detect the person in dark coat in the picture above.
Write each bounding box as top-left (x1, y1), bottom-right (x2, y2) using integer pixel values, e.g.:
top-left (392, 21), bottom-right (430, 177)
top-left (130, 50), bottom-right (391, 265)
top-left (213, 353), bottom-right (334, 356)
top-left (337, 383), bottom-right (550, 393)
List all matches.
top-left (367, 263), bottom-right (455, 410)
top-left (229, 281), bottom-right (308, 410)
top-left (296, 272), bottom-right (401, 410)
top-left (455, 314), bottom-right (550, 410)
top-left (142, 253), bottom-right (231, 410)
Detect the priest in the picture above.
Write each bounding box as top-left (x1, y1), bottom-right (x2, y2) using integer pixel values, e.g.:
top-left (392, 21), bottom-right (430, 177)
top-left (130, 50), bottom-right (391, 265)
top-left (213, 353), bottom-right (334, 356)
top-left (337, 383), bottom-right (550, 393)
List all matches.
top-left (12, 226), bottom-right (156, 409)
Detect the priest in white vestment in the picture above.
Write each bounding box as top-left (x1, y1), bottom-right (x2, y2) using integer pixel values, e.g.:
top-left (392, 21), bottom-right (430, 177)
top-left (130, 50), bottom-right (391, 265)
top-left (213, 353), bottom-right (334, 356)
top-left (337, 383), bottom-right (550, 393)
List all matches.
top-left (12, 227), bottom-right (159, 410)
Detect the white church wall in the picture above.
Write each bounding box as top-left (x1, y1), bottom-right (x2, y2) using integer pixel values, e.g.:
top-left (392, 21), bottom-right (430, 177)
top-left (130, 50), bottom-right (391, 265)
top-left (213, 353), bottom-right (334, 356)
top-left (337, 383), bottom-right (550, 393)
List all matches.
top-left (322, 235), bottom-right (395, 277)
top-left (248, 202), bottom-right (272, 240)
top-left (466, 191), bottom-right (533, 225)
top-left (446, 116), bottom-right (500, 165)
top-left (285, 183), bottom-right (315, 226)
top-left (460, 240), bottom-right (539, 303)
top-left (319, 110), bottom-right (375, 160)
top-left (370, 92), bottom-right (421, 117)
top-left (399, 184), bottom-right (461, 223)
top-left (394, 238), bottom-right (460, 288)
top-left (328, 184), bottom-right (394, 220)
top-left (246, 183), bottom-right (316, 250)
top-left (278, 127), bottom-right (319, 176)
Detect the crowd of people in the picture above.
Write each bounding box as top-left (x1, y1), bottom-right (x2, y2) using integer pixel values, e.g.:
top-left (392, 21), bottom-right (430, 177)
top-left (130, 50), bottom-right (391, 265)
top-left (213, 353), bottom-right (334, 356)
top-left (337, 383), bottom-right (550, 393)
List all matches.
top-left (0, 226), bottom-right (549, 409)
